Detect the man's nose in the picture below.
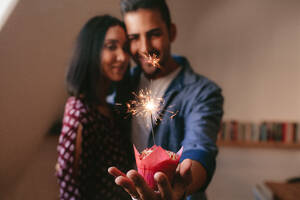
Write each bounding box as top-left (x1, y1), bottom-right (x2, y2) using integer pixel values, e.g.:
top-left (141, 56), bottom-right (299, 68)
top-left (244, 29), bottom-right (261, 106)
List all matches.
top-left (140, 37), bottom-right (152, 54)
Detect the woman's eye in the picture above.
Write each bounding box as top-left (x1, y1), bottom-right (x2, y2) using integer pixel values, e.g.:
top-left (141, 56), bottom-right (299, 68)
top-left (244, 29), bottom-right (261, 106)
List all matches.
top-left (106, 45), bottom-right (117, 51)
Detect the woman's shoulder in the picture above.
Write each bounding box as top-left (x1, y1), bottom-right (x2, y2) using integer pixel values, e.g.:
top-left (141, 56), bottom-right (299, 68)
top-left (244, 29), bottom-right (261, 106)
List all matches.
top-left (64, 96), bottom-right (88, 118)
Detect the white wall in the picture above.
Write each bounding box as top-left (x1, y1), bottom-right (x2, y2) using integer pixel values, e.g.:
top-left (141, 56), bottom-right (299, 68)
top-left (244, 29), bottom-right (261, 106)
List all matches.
top-left (207, 147), bottom-right (300, 200)
top-left (169, 0), bottom-right (300, 122)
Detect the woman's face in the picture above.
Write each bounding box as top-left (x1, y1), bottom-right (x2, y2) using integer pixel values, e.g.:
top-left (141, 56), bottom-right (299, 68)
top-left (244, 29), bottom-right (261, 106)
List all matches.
top-left (101, 25), bottom-right (129, 82)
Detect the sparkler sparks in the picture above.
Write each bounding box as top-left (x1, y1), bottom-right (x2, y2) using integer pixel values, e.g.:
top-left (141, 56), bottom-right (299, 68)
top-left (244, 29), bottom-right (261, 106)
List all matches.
top-left (126, 88), bottom-right (178, 127)
top-left (126, 89), bottom-right (163, 125)
top-left (140, 52), bottom-right (161, 69)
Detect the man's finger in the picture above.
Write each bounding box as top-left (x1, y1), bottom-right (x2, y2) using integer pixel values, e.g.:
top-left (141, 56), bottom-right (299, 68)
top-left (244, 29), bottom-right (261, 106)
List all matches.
top-left (127, 170), bottom-right (156, 200)
top-left (108, 167), bottom-right (140, 199)
top-left (155, 172), bottom-right (172, 200)
top-left (108, 166), bottom-right (126, 177)
top-left (172, 159), bottom-right (193, 199)
top-left (115, 175), bottom-right (139, 199)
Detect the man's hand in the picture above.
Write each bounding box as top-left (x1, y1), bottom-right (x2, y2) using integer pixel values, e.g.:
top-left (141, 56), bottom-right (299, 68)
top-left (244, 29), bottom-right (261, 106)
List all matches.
top-left (108, 159), bottom-right (193, 200)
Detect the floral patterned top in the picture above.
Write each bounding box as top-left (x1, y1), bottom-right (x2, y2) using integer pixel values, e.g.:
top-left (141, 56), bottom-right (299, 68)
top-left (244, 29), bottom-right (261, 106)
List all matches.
top-left (56, 97), bottom-right (132, 200)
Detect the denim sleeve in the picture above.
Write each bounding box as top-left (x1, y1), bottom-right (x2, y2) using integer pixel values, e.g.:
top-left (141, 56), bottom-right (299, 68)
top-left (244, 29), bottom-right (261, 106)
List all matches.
top-left (181, 83), bottom-right (224, 191)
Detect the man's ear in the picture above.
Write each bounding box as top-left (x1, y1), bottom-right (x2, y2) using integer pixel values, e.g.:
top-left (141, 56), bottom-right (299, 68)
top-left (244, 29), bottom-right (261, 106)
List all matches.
top-left (169, 23), bottom-right (177, 42)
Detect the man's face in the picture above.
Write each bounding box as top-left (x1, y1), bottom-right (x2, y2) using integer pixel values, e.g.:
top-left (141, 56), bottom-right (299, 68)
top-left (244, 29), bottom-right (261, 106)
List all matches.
top-left (124, 9), bottom-right (173, 77)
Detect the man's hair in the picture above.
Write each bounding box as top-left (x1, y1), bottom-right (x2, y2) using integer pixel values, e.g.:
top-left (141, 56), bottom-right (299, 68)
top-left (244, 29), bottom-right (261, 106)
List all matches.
top-left (120, 0), bottom-right (171, 29)
top-left (66, 15), bottom-right (125, 104)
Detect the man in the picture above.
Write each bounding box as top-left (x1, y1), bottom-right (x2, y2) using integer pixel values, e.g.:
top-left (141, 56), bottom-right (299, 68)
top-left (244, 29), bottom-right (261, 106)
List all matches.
top-left (109, 0), bottom-right (224, 199)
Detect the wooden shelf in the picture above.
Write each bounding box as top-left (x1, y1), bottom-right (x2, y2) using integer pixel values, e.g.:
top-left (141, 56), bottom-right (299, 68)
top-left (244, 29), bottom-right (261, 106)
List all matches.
top-left (217, 141), bottom-right (300, 149)
top-left (265, 181), bottom-right (300, 200)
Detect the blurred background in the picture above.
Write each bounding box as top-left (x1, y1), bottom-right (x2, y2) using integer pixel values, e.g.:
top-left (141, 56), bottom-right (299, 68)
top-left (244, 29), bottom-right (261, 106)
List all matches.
top-left (0, 0), bottom-right (300, 199)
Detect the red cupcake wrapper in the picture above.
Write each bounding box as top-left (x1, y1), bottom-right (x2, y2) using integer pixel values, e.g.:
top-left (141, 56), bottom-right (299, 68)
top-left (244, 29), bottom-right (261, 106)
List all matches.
top-left (134, 145), bottom-right (183, 190)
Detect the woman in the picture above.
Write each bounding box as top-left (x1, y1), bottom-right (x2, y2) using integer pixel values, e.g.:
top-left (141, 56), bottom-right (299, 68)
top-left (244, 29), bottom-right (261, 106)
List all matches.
top-left (56, 15), bottom-right (132, 200)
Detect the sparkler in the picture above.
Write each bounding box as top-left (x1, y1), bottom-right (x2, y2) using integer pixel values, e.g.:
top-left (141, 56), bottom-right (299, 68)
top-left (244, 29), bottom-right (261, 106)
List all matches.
top-left (127, 89), bottom-right (163, 124)
top-left (126, 88), bottom-right (178, 145)
top-left (126, 89), bottom-right (163, 144)
top-left (125, 52), bottom-right (178, 144)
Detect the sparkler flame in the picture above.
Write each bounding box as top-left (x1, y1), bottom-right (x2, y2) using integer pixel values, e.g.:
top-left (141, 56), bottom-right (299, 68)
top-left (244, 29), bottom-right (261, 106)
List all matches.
top-left (140, 51), bottom-right (161, 69)
top-left (145, 100), bottom-right (156, 111)
top-left (126, 88), bottom-right (178, 127)
top-left (127, 89), bottom-right (163, 126)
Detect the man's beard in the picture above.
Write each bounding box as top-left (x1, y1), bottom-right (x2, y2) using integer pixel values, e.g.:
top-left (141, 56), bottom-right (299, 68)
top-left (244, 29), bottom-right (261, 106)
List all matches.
top-left (145, 67), bottom-right (161, 79)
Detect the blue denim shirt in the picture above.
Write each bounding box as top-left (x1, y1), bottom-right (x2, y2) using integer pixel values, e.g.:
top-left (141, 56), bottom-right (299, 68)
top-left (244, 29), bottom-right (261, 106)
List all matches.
top-left (116, 56), bottom-right (224, 200)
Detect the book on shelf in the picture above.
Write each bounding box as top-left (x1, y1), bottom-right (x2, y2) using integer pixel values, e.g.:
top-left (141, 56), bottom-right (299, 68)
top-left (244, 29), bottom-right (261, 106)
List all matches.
top-left (218, 120), bottom-right (300, 145)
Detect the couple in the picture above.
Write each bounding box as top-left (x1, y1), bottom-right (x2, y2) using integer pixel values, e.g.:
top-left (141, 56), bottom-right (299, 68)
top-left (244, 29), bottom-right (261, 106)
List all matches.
top-left (56, 0), bottom-right (224, 200)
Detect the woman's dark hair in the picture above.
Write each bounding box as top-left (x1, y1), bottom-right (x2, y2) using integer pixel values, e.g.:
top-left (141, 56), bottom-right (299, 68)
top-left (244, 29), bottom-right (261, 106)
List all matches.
top-left (66, 15), bottom-right (126, 104)
top-left (120, 0), bottom-right (171, 30)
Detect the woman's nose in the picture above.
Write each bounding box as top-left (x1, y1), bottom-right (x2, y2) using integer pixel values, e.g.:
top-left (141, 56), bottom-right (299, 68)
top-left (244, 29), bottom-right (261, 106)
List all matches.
top-left (116, 48), bottom-right (128, 63)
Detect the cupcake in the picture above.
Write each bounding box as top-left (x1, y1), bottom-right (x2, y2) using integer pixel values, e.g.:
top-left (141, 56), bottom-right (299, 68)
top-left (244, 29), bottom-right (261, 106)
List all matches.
top-left (134, 145), bottom-right (183, 190)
